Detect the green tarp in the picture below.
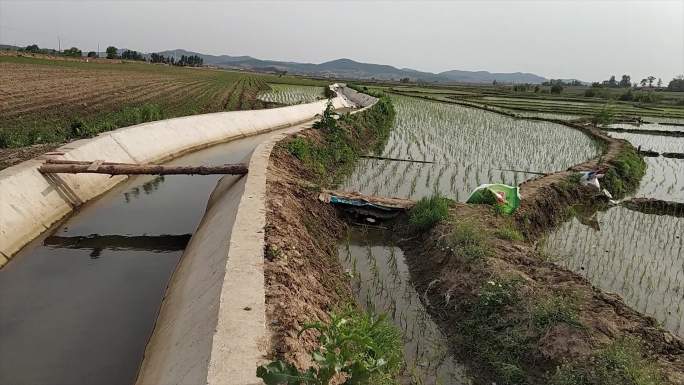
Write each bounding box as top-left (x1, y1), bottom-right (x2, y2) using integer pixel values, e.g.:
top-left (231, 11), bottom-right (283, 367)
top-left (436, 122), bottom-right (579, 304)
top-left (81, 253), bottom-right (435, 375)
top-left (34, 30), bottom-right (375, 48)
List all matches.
top-left (466, 183), bottom-right (521, 214)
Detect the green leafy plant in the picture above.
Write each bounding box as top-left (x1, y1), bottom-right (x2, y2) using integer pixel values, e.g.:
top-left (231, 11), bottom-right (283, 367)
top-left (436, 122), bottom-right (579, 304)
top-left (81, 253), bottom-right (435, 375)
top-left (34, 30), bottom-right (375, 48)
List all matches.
top-left (257, 308), bottom-right (403, 385)
top-left (408, 194), bottom-right (449, 231)
top-left (313, 100), bottom-right (338, 131)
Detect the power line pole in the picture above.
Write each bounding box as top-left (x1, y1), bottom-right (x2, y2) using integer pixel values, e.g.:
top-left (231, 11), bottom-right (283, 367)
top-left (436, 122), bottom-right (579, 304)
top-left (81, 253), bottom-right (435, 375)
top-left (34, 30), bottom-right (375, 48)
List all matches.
top-left (58, 36), bottom-right (61, 53)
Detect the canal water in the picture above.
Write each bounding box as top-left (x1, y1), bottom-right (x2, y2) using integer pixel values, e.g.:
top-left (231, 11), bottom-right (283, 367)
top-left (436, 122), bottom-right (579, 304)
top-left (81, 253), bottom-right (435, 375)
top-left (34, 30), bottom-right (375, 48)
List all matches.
top-left (0, 130), bottom-right (282, 385)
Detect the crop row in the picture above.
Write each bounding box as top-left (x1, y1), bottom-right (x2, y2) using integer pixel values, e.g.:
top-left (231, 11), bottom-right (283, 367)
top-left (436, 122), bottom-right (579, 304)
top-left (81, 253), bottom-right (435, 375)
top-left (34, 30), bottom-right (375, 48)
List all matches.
top-left (543, 206), bottom-right (683, 336)
top-left (0, 56), bottom-right (325, 150)
top-left (341, 95), bottom-right (601, 201)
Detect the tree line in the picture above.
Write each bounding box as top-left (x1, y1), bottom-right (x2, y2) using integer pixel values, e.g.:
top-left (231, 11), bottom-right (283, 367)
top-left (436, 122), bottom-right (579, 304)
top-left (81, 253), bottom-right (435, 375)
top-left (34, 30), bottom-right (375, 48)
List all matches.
top-left (149, 53), bottom-right (203, 67)
top-left (19, 44), bottom-right (203, 67)
top-left (592, 74), bottom-right (671, 89)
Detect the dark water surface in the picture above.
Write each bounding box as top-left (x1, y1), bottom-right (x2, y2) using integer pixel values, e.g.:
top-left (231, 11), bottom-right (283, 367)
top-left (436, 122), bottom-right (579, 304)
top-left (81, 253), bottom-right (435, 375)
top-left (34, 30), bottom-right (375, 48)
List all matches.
top-left (0, 132), bottom-right (276, 385)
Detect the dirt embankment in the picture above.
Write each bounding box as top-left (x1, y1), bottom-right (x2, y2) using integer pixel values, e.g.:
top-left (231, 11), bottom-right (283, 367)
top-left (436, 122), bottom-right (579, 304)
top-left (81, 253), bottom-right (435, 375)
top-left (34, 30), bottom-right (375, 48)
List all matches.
top-left (263, 99), bottom-right (395, 369)
top-left (261, 93), bottom-right (682, 383)
top-left (401, 123), bottom-right (684, 384)
top-left (263, 143), bottom-right (352, 368)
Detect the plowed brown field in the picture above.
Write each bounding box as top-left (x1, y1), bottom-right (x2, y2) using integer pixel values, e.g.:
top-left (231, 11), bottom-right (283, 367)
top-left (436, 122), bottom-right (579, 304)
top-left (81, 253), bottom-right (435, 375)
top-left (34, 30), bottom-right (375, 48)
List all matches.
top-left (0, 55), bottom-right (325, 168)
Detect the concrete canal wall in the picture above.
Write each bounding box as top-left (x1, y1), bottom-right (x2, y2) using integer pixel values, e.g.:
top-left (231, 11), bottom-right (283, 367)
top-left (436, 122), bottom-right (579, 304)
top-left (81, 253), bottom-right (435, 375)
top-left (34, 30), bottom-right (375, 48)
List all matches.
top-left (0, 87), bottom-right (352, 267)
top-left (136, 88), bottom-right (378, 385)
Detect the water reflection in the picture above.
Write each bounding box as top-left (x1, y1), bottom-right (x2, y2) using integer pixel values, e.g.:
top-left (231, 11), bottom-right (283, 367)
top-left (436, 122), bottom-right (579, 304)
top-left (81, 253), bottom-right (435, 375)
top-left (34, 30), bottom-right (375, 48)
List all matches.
top-left (543, 206), bottom-right (684, 337)
top-left (44, 234), bottom-right (191, 258)
top-left (338, 227), bottom-right (470, 385)
top-left (123, 176), bottom-right (166, 203)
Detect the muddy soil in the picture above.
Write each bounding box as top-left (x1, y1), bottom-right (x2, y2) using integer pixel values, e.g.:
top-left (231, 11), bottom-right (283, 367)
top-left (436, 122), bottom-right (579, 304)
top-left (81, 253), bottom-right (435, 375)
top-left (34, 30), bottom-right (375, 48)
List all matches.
top-left (403, 204), bottom-right (683, 383)
top-left (0, 143), bottom-right (59, 169)
top-left (263, 132), bottom-right (353, 368)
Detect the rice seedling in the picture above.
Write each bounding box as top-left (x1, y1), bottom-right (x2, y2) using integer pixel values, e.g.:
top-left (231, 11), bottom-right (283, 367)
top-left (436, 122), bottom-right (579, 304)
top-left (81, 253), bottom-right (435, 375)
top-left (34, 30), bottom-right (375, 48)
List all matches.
top-left (257, 83), bottom-right (325, 105)
top-left (608, 132), bottom-right (684, 153)
top-left (542, 206), bottom-right (684, 336)
top-left (340, 95), bottom-right (601, 201)
top-left (336, 229), bottom-right (471, 384)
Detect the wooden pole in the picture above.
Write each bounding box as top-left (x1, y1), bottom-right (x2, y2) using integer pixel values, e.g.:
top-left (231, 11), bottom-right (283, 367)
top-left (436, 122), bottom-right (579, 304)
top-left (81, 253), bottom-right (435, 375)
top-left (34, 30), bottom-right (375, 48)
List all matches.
top-left (45, 159), bottom-right (133, 166)
top-left (39, 163), bottom-right (248, 175)
top-left (360, 155), bottom-right (434, 164)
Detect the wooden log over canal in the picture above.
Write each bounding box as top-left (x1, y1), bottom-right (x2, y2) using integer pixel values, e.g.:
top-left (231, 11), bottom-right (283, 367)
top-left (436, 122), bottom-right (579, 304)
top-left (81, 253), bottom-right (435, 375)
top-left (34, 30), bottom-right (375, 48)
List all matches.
top-left (39, 159), bottom-right (248, 175)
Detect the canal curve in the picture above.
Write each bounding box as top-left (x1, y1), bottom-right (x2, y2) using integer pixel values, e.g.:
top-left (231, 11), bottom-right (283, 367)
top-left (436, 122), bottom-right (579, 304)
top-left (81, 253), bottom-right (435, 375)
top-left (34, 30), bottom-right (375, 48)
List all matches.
top-left (0, 128), bottom-right (290, 385)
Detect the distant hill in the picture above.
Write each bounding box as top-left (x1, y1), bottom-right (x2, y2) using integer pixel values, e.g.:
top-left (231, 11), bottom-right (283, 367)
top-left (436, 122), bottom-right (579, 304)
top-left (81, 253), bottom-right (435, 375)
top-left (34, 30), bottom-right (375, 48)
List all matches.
top-left (2, 43), bottom-right (550, 84)
top-left (155, 50), bottom-right (548, 84)
top-left (438, 69), bottom-right (547, 84)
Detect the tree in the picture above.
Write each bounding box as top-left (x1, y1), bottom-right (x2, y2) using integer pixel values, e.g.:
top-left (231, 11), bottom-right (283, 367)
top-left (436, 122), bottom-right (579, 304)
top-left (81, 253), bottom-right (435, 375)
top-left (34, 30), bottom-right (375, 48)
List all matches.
top-left (62, 47), bottom-right (82, 57)
top-left (25, 44), bottom-right (40, 53)
top-left (121, 50), bottom-right (144, 61)
top-left (657, 78), bottom-right (662, 88)
top-left (105, 46), bottom-right (118, 59)
top-left (619, 75), bottom-right (631, 88)
top-left (550, 83), bottom-right (563, 94)
top-left (608, 75), bottom-right (617, 87)
top-left (640, 79), bottom-right (648, 87)
top-left (667, 75), bottom-right (684, 92)
top-left (400, 77), bottom-right (410, 83)
top-left (647, 76), bottom-right (656, 88)
top-left (87, 51), bottom-right (97, 58)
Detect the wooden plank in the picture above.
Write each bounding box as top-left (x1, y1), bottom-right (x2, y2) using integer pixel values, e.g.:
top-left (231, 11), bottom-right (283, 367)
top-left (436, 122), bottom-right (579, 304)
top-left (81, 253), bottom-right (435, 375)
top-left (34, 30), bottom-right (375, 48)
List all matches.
top-left (39, 163), bottom-right (248, 175)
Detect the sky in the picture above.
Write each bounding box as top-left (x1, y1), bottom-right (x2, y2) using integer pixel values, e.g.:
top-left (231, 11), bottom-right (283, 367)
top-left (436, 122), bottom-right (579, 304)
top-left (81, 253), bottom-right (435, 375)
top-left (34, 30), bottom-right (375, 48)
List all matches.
top-left (0, 0), bottom-right (682, 82)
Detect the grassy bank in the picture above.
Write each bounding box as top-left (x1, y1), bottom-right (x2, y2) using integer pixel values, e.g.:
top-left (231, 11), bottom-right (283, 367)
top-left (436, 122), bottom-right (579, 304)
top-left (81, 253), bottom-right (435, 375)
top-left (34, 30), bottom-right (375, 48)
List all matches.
top-left (401, 200), bottom-right (683, 385)
top-left (285, 96), bottom-right (394, 186)
top-left (263, 95), bottom-right (400, 383)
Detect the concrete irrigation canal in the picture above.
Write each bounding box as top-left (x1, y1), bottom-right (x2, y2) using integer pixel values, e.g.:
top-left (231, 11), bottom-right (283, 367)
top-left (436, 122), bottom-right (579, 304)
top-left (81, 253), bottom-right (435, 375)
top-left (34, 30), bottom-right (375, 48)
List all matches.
top-left (0, 85), bottom-right (370, 385)
top-left (0, 131), bottom-right (274, 385)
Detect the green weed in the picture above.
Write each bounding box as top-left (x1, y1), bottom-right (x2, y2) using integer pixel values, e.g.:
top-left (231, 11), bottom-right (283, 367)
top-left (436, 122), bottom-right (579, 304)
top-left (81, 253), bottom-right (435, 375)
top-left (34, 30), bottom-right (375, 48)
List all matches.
top-left (285, 96), bottom-right (395, 186)
top-left (550, 337), bottom-right (664, 385)
top-left (533, 294), bottom-right (582, 331)
top-left (449, 221), bottom-right (492, 261)
top-left (408, 194), bottom-right (449, 231)
top-left (601, 146), bottom-right (646, 198)
top-left (494, 224), bottom-right (524, 241)
top-left (257, 308), bottom-right (403, 385)
top-left (457, 278), bottom-right (529, 384)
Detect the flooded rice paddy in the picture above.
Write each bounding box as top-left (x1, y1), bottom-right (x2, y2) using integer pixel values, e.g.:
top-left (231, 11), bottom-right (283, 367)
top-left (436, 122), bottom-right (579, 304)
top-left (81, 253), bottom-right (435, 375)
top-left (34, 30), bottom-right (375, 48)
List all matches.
top-left (542, 206), bottom-right (683, 336)
top-left (608, 131), bottom-right (684, 153)
top-left (258, 84), bottom-right (325, 105)
top-left (338, 228), bottom-right (471, 385)
top-left (337, 94), bottom-right (682, 378)
top-left (634, 157), bottom-right (684, 203)
top-left (544, 125), bottom-right (683, 337)
top-left (341, 95), bottom-right (601, 201)
top-left (608, 123), bottom-right (684, 133)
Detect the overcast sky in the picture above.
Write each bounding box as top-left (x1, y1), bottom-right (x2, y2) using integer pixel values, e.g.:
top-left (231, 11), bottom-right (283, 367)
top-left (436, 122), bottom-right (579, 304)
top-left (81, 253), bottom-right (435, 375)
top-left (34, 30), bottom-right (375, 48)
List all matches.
top-left (0, 0), bottom-right (682, 82)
